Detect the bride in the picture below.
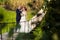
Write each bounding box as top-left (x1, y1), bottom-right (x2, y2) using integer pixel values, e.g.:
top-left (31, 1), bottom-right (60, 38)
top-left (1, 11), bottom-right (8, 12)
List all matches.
top-left (20, 7), bottom-right (27, 22)
top-left (19, 7), bottom-right (28, 33)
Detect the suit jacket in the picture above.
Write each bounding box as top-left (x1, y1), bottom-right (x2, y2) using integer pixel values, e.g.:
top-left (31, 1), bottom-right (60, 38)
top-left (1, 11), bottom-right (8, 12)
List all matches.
top-left (16, 9), bottom-right (22, 21)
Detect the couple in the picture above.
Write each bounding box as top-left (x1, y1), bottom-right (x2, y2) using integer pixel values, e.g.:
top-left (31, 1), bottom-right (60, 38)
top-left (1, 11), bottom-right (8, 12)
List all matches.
top-left (16, 6), bottom-right (27, 32)
top-left (16, 6), bottom-right (27, 24)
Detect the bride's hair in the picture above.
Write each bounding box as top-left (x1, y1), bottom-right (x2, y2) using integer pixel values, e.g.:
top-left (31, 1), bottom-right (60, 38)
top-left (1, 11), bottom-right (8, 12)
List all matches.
top-left (21, 6), bottom-right (27, 11)
top-left (21, 5), bottom-right (27, 11)
top-left (18, 5), bottom-right (27, 11)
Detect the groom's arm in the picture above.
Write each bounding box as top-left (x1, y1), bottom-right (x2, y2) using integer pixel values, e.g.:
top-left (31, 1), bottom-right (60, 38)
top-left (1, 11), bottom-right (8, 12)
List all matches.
top-left (16, 9), bottom-right (22, 14)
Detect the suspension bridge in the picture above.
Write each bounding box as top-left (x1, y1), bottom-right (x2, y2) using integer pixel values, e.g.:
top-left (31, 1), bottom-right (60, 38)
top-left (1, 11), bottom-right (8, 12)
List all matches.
top-left (0, 9), bottom-right (46, 40)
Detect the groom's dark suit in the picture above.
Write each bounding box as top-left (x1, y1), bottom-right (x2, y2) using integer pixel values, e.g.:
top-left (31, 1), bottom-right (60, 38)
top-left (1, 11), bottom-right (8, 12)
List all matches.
top-left (16, 9), bottom-right (22, 24)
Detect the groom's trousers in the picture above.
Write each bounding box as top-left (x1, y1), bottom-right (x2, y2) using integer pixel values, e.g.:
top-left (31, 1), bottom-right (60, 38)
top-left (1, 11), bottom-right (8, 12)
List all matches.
top-left (16, 15), bottom-right (21, 24)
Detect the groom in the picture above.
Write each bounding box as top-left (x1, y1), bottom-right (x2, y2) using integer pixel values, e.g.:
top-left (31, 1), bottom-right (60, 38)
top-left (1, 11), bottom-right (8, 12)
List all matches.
top-left (16, 6), bottom-right (22, 24)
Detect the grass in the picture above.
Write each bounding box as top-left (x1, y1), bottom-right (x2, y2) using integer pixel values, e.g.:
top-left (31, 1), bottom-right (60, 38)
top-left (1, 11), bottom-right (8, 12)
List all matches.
top-left (26, 10), bottom-right (34, 21)
top-left (0, 7), bottom-right (16, 33)
top-left (26, 9), bottom-right (37, 21)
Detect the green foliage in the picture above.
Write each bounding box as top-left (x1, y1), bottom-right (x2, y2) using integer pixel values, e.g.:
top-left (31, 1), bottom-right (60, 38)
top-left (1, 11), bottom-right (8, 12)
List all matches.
top-left (0, 0), bottom-right (3, 2)
top-left (0, 0), bottom-right (6, 4)
top-left (33, 28), bottom-right (43, 40)
top-left (15, 33), bottom-right (33, 40)
top-left (41, 0), bottom-right (60, 40)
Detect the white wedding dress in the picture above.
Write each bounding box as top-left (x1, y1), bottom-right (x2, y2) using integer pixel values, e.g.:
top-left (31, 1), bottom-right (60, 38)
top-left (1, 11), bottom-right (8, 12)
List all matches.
top-left (19, 11), bottom-right (29, 33)
top-left (17, 10), bottom-right (33, 33)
